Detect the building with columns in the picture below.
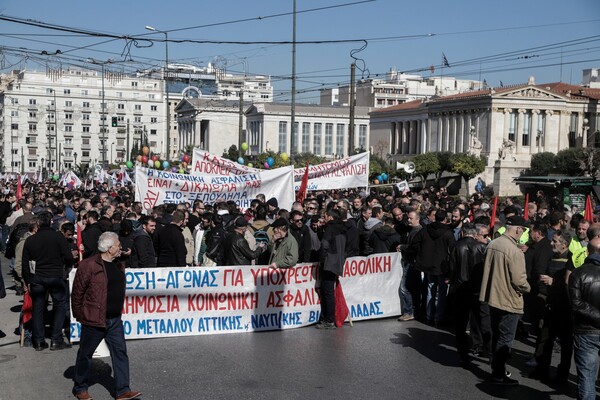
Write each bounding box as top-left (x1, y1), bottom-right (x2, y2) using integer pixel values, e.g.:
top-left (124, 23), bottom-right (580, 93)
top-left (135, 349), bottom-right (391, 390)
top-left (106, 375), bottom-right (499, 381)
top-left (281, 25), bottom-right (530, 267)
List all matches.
top-left (370, 77), bottom-right (600, 195)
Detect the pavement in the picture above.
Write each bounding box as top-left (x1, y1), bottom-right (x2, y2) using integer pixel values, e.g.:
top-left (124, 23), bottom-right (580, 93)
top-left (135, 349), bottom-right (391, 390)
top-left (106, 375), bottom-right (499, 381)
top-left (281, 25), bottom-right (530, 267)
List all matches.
top-left (0, 256), bottom-right (586, 400)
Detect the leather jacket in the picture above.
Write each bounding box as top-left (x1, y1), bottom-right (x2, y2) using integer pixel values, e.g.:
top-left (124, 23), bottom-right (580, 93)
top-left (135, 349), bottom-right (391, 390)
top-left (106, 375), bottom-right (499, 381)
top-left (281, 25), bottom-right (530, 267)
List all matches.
top-left (223, 231), bottom-right (264, 266)
top-left (569, 253), bottom-right (600, 333)
top-left (447, 236), bottom-right (487, 294)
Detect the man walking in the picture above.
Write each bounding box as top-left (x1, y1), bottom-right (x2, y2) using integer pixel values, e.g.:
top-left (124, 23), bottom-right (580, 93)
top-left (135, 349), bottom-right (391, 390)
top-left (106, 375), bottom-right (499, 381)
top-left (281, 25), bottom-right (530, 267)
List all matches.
top-left (71, 232), bottom-right (141, 400)
top-left (480, 216), bottom-right (531, 385)
top-left (569, 237), bottom-right (600, 400)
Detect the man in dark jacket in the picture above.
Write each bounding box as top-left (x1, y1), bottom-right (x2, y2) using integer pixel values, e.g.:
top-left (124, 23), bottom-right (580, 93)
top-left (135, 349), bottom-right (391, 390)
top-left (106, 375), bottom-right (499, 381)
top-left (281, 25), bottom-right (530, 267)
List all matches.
top-left (397, 210), bottom-right (422, 321)
top-left (316, 209), bottom-right (347, 329)
top-left (71, 232), bottom-right (141, 400)
top-left (22, 211), bottom-right (74, 351)
top-left (569, 237), bottom-right (600, 400)
top-left (413, 209), bottom-right (456, 325)
top-left (447, 223), bottom-right (489, 366)
top-left (131, 216), bottom-right (157, 268)
top-left (370, 216), bottom-right (402, 254)
top-left (154, 210), bottom-right (187, 267)
top-left (81, 210), bottom-right (103, 259)
top-left (288, 210), bottom-right (312, 263)
top-left (223, 217), bottom-right (266, 266)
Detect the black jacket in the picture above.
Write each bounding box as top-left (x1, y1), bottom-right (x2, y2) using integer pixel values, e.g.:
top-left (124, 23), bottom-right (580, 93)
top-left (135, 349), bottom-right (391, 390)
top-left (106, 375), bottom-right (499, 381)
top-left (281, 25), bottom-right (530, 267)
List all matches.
top-left (525, 237), bottom-right (554, 296)
top-left (289, 223), bottom-right (312, 263)
top-left (131, 230), bottom-right (156, 268)
top-left (22, 226), bottom-right (75, 283)
top-left (447, 236), bottom-right (487, 294)
top-left (223, 231), bottom-right (263, 266)
top-left (414, 221), bottom-right (455, 276)
top-left (569, 253), bottom-right (600, 333)
top-left (344, 219), bottom-right (360, 257)
top-left (370, 224), bottom-right (402, 254)
top-left (82, 223), bottom-right (104, 258)
top-left (154, 223), bottom-right (187, 267)
top-left (320, 219), bottom-right (347, 276)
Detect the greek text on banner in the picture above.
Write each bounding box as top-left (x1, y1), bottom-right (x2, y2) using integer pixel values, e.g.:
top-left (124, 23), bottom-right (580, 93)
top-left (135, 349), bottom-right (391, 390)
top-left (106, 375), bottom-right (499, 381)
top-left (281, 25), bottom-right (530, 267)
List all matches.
top-left (69, 252), bottom-right (402, 341)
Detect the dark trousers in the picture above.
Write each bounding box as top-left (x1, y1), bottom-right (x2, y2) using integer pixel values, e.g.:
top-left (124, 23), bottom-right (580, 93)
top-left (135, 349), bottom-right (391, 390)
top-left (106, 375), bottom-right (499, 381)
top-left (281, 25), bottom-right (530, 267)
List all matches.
top-left (535, 309), bottom-right (573, 377)
top-left (490, 307), bottom-right (521, 377)
top-left (320, 270), bottom-right (337, 323)
top-left (29, 275), bottom-right (68, 343)
top-left (73, 317), bottom-right (131, 397)
top-left (452, 289), bottom-right (491, 360)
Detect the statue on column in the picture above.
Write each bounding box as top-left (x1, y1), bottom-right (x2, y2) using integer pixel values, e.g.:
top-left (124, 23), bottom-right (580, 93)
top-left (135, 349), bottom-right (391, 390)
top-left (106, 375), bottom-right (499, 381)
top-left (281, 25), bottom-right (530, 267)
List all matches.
top-left (468, 130), bottom-right (483, 157)
top-left (498, 139), bottom-right (516, 161)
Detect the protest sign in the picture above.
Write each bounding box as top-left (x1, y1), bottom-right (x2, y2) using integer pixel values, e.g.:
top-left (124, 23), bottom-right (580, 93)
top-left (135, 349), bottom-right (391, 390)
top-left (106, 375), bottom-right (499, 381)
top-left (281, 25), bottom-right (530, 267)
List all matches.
top-left (134, 166), bottom-right (294, 212)
top-left (69, 252), bottom-right (402, 341)
top-left (192, 148), bottom-right (261, 175)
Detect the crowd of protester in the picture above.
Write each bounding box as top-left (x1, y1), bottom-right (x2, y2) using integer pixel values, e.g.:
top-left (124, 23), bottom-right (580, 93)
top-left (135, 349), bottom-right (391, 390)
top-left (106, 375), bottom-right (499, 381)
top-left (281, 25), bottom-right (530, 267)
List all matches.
top-left (0, 177), bottom-right (599, 399)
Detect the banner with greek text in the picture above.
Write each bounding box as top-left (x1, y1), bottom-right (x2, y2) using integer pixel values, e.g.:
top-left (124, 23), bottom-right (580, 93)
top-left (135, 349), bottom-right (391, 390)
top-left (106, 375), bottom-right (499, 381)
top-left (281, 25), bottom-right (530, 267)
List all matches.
top-left (191, 149), bottom-right (369, 191)
top-left (69, 252), bottom-right (402, 341)
top-left (134, 166), bottom-right (294, 212)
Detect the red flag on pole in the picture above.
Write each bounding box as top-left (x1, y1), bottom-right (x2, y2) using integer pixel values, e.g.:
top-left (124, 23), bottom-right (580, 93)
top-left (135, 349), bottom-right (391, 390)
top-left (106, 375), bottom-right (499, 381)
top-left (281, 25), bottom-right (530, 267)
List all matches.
top-left (296, 164), bottom-right (310, 203)
top-left (22, 291), bottom-right (33, 324)
top-left (490, 196), bottom-right (499, 229)
top-left (524, 193), bottom-right (530, 221)
top-left (584, 194), bottom-right (593, 222)
top-left (334, 279), bottom-right (349, 327)
top-left (76, 222), bottom-right (83, 261)
top-left (15, 175), bottom-right (23, 211)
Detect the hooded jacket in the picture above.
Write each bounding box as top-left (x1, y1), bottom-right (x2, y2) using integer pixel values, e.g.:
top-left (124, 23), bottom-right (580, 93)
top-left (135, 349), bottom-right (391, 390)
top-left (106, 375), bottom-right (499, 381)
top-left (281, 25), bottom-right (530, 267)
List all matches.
top-left (370, 224), bottom-right (402, 254)
top-left (359, 217), bottom-right (383, 256)
top-left (320, 219), bottom-right (347, 276)
top-left (414, 221), bottom-right (455, 276)
top-left (569, 253), bottom-right (600, 333)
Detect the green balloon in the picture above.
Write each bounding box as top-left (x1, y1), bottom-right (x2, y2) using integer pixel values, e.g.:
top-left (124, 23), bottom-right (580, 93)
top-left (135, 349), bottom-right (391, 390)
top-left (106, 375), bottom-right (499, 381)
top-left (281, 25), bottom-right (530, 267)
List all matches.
top-left (126, 161), bottom-right (133, 168)
top-left (241, 142), bottom-right (249, 151)
top-left (53, 174), bottom-right (59, 181)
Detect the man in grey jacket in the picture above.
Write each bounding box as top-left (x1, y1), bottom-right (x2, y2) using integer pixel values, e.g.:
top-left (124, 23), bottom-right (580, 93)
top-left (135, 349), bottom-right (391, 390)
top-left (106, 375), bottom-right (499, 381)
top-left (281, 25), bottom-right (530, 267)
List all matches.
top-left (480, 215), bottom-right (531, 385)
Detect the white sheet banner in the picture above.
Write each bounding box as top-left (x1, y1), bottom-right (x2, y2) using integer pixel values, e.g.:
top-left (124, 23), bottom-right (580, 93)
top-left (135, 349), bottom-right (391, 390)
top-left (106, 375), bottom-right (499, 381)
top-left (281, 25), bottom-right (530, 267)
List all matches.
top-left (69, 252), bottom-right (402, 341)
top-left (191, 149), bottom-right (370, 191)
top-left (134, 166), bottom-right (294, 212)
top-left (292, 152), bottom-right (369, 191)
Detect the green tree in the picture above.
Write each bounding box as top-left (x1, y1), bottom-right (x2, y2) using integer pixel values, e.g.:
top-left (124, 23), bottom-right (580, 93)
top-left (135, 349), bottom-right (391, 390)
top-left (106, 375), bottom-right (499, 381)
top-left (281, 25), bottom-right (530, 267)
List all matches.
top-left (222, 145), bottom-right (240, 162)
top-left (527, 152), bottom-right (556, 176)
top-left (369, 154), bottom-right (390, 180)
top-left (435, 151), bottom-right (453, 183)
top-left (555, 148), bottom-right (584, 176)
top-left (291, 152), bottom-right (327, 168)
top-left (411, 153), bottom-right (440, 184)
top-left (449, 153), bottom-right (486, 196)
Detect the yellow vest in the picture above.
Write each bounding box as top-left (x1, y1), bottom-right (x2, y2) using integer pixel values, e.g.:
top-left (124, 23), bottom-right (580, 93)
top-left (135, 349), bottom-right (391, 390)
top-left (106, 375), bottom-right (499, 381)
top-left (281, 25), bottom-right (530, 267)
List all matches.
top-left (496, 226), bottom-right (530, 245)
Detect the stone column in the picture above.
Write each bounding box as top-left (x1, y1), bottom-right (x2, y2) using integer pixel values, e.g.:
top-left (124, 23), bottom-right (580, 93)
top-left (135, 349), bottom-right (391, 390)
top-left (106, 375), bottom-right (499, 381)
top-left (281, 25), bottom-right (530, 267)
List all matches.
top-left (444, 115), bottom-right (450, 151)
top-left (437, 116), bottom-right (443, 152)
top-left (531, 110), bottom-right (539, 154)
top-left (516, 109), bottom-right (525, 154)
top-left (401, 121), bottom-right (407, 154)
top-left (503, 109), bottom-right (512, 141)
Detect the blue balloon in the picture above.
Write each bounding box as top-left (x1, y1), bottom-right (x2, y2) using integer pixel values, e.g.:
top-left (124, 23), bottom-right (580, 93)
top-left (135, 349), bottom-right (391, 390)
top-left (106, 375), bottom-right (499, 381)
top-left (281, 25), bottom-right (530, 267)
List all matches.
top-left (267, 157), bottom-right (275, 167)
top-left (377, 175), bottom-right (383, 182)
top-left (381, 173), bottom-right (388, 181)
top-left (163, 161), bottom-right (170, 169)
top-left (238, 157), bottom-right (245, 165)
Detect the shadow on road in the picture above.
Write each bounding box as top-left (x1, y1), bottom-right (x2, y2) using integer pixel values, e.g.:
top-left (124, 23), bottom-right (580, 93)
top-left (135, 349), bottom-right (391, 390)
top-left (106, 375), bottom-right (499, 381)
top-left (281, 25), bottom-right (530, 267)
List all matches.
top-left (64, 359), bottom-right (116, 396)
top-left (390, 326), bottom-right (458, 367)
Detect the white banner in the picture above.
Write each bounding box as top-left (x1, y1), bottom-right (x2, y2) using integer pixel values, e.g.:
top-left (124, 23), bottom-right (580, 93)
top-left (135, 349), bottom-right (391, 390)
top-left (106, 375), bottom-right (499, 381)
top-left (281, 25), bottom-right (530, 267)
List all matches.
top-left (191, 149), bottom-right (369, 191)
top-left (134, 166), bottom-right (294, 212)
top-left (292, 152), bottom-right (369, 191)
top-left (69, 252), bottom-right (402, 341)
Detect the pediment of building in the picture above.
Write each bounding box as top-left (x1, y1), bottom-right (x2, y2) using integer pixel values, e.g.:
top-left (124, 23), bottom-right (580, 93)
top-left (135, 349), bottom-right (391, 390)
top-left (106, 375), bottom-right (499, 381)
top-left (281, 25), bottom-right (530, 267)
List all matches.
top-left (175, 99), bottom-right (196, 113)
top-left (495, 86), bottom-right (565, 100)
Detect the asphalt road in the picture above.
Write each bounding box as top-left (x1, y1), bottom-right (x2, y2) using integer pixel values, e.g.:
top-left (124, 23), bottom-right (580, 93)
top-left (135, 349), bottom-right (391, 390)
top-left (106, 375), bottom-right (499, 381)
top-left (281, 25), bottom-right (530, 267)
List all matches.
top-left (0, 257), bottom-right (586, 400)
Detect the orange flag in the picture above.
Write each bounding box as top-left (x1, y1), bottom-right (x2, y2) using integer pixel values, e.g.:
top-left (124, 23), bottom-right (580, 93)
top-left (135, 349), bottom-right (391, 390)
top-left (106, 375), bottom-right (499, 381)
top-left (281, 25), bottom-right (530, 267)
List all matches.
top-left (296, 164), bottom-right (310, 204)
top-left (584, 194), bottom-right (593, 223)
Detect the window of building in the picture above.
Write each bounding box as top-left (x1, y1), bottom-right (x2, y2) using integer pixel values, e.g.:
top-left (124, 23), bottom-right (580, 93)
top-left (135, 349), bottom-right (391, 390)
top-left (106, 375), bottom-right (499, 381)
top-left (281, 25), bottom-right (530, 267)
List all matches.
top-left (83, 126), bottom-right (90, 133)
top-left (116, 92), bottom-right (123, 98)
top-left (82, 114), bottom-right (90, 121)
top-left (82, 151), bottom-right (90, 157)
top-left (132, 82), bottom-right (138, 87)
top-left (65, 138), bottom-right (72, 145)
top-left (29, 124), bottom-right (37, 131)
top-left (508, 111), bottom-right (517, 142)
top-left (359, 125), bottom-right (367, 150)
top-left (11, 110), bottom-right (19, 117)
top-left (150, 129), bottom-right (157, 135)
top-left (82, 138), bottom-right (90, 145)
top-left (278, 121), bottom-right (287, 153)
top-left (118, 103), bottom-right (125, 110)
top-left (336, 124), bottom-right (345, 156)
top-left (64, 89), bottom-right (70, 95)
top-left (46, 88), bottom-right (54, 94)
top-left (83, 102), bottom-right (90, 108)
top-left (28, 148), bottom-right (36, 156)
top-left (29, 98), bottom-right (37, 105)
top-left (65, 101), bottom-right (72, 107)
top-left (151, 105), bottom-right (158, 111)
top-left (29, 112), bottom-right (36, 119)
top-left (65, 113), bottom-right (73, 120)
top-left (28, 161), bottom-right (36, 168)
top-left (151, 117), bottom-right (157, 123)
top-left (65, 125), bottom-right (72, 132)
top-left (81, 89), bottom-right (88, 96)
top-left (302, 122), bottom-right (310, 153)
top-left (11, 98), bottom-right (18, 105)
top-left (314, 123), bottom-right (322, 155)
top-left (149, 94), bottom-right (156, 100)
top-left (11, 123), bottom-right (18, 130)
top-left (11, 149), bottom-right (18, 155)
top-left (325, 123), bottom-right (333, 155)
top-left (134, 116), bottom-right (141, 123)
top-left (47, 125), bottom-right (55, 132)
top-left (135, 104), bottom-right (142, 111)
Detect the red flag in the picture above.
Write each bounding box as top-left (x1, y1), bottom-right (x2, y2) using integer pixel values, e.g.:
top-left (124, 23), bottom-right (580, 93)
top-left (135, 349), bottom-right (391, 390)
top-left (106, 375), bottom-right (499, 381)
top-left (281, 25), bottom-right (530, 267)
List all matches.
top-left (15, 175), bottom-right (22, 211)
top-left (76, 222), bottom-right (83, 261)
top-left (490, 196), bottom-right (499, 229)
top-left (524, 193), bottom-right (530, 221)
top-left (334, 279), bottom-right (349, 327)
top-left (296, 164), bottom-right (310, 203)
top-left (584, 194), bottom-right (593, 223)
top-left (22, 291), bottom-right (33, 324)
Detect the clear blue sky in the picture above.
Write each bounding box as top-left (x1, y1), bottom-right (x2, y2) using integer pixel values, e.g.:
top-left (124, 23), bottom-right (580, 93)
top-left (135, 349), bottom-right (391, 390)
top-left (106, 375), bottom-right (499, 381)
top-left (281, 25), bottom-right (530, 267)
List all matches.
top-left (1, 0), bottom-right (599, 103)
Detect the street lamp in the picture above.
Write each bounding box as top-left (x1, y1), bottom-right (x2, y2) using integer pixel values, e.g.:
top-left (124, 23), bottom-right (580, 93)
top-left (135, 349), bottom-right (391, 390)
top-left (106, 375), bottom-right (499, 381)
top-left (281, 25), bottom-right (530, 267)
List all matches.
top-left (86, 58), bottom-right (114, 168)
top-left (110, 142), bottom-right (115, 165)
top-left (145, 25), bottom-right (170, 161)
top-left (74, 151), bottom-right (78, 165)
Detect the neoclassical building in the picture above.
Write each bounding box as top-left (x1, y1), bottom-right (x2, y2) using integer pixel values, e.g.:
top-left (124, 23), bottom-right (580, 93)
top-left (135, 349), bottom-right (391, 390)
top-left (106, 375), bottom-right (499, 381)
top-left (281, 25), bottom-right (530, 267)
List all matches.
top-left (370, 77), bottom-right (600, 195)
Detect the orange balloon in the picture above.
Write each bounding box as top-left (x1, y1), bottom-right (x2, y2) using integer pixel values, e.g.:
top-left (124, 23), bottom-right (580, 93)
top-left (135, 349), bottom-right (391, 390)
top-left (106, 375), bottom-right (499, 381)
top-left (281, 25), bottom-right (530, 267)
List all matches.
top-left (182, 162), bottom-right (187, 168)
top-left (142, 146), bottom-right (149, 155)
top-left (136, 155), bottom-right (142, 162)
top-left (374, 179), bottom-right (380, 185)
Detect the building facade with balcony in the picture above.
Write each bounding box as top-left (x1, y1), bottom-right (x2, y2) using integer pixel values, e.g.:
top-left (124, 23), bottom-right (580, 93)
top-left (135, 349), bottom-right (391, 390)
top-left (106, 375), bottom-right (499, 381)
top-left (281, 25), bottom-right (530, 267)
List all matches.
top-left (0, 68), bottom-right (165, 174)
top-left (370, 76), bottom-right (600, 196)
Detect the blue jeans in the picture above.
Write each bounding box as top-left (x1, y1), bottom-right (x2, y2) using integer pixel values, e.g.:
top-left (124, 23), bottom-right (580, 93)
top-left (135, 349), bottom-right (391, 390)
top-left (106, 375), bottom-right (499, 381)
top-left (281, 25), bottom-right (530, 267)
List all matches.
top-left (73, 317), bottom-right (131, 397)
top-left (30, 275), bottom-right (68, 343)
top-left (399, 261), bottom-right (413, 316)
top-left (490, 307), bottom-right (521, 378)
top-left (573, 333), bottom-right (600, 400)
top-left (0, 224), bottom-right (8, 253)
top-left (426, 274), bottom-right (448, 323)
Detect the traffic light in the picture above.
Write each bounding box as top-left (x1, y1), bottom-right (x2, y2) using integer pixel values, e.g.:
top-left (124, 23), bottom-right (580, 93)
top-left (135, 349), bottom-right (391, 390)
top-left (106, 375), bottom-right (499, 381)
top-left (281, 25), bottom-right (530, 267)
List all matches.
top-left (111, 116), bottom-right (118, 127)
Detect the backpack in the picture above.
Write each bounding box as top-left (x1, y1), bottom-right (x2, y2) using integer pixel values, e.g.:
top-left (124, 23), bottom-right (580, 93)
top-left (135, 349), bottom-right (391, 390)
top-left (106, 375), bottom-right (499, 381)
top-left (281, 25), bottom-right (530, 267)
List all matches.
top-left (253, 226), bottom-right (270, 245)
top-left (5, 223), bottom-right (29, 259)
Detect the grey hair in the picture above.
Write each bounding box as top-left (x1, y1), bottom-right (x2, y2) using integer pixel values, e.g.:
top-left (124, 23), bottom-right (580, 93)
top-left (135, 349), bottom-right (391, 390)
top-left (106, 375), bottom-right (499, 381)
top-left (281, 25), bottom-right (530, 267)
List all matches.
top-left (98, 231), bottom-right (119, 253)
